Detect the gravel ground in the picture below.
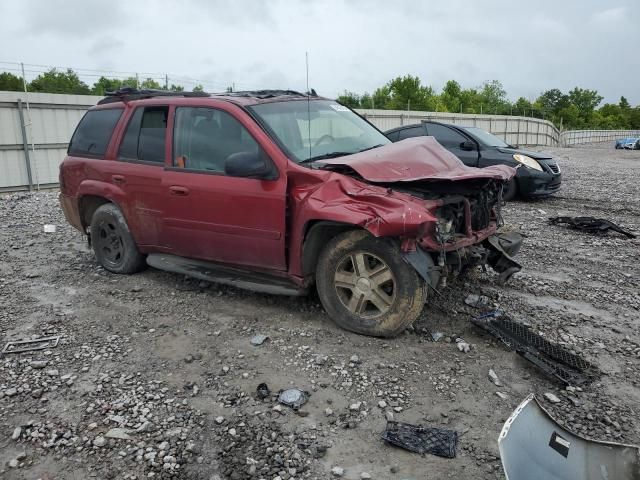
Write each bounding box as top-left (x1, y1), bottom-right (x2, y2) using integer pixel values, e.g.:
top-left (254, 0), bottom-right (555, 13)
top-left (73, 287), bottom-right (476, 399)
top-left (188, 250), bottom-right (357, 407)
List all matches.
top-left (1, 145), bottom-right (639, 480)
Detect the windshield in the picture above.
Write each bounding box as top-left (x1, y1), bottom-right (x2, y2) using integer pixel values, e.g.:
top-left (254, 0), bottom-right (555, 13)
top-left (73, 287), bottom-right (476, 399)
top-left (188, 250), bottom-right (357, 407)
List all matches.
top-left (249, 99), bottom-right (390, 163)
top-left (462, 127), bottom-right (509, 148)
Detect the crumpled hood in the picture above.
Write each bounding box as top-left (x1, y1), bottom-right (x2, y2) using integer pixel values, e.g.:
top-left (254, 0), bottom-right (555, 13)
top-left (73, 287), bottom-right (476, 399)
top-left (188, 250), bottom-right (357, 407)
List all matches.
top-left (319, 136), bottom-right (516, 182)
top-left (496, 147), bottom-right (553, 160)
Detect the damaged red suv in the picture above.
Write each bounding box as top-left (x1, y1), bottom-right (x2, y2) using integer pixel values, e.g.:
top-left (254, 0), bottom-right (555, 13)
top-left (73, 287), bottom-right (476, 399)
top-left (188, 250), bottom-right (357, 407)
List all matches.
top-left (59, 89), bottom-right (522, 337)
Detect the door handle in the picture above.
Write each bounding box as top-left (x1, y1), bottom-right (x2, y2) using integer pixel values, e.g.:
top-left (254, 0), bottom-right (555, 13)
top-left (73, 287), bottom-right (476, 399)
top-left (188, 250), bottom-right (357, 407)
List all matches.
top-left (169, 186), bottom-right (189, 196)
top-left (112, 174), bottom-right (125, 184)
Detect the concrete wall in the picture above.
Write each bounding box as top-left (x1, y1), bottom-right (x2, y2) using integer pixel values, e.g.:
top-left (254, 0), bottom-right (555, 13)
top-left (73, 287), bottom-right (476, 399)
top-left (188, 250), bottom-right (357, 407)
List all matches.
top-left (0, 91), bottom-right (100, 190)
top-left (355, 109), bottom-right (561, 147)
top-left (0, 91), bottom-right (636, 191)
top-left (559, 129), bottom-right (640, 147)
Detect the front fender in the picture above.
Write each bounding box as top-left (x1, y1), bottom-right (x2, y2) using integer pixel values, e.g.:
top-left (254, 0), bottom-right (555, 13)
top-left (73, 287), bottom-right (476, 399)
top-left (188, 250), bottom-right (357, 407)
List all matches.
top-left (288, 173), bottom-right (437, 276)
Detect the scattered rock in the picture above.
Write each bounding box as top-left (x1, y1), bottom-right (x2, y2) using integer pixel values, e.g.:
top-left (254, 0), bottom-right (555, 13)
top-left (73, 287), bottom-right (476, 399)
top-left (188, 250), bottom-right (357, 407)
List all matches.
top-left (331, 466), bottom-right (345, 477)
top-left (544, 393), bottom-right (561, 404)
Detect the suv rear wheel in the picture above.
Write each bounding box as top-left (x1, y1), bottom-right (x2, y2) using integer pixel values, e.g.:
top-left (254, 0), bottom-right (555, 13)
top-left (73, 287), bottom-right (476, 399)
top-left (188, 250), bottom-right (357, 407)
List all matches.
top-left (316, 230), bottom-right (426, 337)
top-left (90, 203), bottom-right (146, 274)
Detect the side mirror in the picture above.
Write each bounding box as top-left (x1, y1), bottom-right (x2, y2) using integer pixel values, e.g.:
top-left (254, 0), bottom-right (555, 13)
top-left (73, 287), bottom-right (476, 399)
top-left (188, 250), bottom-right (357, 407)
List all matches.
top-left (460, 140), bottom-right (476, 151)
top-left (224, 150), bottom-right (275, 179)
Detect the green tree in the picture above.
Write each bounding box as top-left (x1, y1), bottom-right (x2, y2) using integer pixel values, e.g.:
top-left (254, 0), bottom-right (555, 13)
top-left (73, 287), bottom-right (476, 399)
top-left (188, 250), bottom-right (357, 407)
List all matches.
top-left (537, 89), bottom-right (569, 114)
top-left (29, 68), bottom-right (91, 94)
top-left (0, 72), bottom-right (24, 91)
top-left (140, 78), bottom-right (162, 89)
top-left (336, 90), bottom-right (361, 109)
top-left (459, 88), bottom-right (480, 113)
top-left (619, 96), bottom-right (630, 110)
top-left (514, 97), bottom-right (533, 115)
top-left (169, 84), bottom-right (184, 92)
top-left (372, 85), bottom-right (391, 109)
top-left (360, 92), bottom-right (373, 109)
top-left (441, 80), bottom-right (462, 112)
top-left (386, 75), bottom-right (434, 110)
top-left (479, 80), bottom-right (509, 113)
top-left (567, 87), bottom-right (603, 123)
top-left (192, 84), bottom-right (204, 93)
top-left (91, 76), bottom-right (124, 95)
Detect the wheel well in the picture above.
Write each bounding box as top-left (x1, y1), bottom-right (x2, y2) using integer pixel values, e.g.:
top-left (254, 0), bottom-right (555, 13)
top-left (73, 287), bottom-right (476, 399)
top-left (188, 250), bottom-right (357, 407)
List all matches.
top-left (79, 195), bottom-right (111, 231)
top-left (301, 221), bottom-right (361, 278)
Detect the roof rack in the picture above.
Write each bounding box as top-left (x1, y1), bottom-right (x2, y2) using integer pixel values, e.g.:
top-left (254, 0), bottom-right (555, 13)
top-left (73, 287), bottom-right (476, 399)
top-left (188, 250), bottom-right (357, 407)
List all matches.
top-left (97, 87), bottom-right (211, 105)
top-left (212, 89), bottom-right (318, 100)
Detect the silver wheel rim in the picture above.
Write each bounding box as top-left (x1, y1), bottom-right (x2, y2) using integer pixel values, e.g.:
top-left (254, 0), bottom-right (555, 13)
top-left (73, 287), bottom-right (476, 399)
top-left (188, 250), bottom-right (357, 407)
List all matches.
top-left (334, 252), bottom-right (396, 318)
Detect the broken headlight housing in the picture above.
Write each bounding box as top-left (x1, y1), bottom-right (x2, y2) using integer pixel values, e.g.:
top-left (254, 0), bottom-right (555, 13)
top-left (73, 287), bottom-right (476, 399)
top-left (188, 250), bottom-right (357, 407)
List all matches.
top-left (512, 154), bottom-right (542, 171)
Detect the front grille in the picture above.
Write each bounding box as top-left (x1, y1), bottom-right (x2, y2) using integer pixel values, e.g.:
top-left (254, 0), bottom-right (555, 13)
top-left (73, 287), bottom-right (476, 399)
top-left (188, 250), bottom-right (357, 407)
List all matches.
top-left (543, 161), bottom-right (560, 174)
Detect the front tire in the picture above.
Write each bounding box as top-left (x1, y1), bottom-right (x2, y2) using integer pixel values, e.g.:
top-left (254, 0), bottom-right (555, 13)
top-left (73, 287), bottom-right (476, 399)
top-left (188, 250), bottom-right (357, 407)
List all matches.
top-left (89, 203), bottom-right (145, 274)
top-left (503, 178), bottom-right (518, 202)
top-left (315, 230), bottom-right (426, 337)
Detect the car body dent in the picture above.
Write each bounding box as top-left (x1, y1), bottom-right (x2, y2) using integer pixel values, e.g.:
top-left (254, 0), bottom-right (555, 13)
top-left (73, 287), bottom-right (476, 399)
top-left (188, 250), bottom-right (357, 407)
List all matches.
top-left (286, 167), bottom-right (440, 277)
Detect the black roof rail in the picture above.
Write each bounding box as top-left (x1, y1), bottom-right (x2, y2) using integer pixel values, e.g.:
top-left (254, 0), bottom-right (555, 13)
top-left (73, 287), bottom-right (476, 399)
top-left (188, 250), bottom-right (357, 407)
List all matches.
top-left (212, 89), bottom-right (318, 100)
top-left (97, 87), bottom-right (211, 105)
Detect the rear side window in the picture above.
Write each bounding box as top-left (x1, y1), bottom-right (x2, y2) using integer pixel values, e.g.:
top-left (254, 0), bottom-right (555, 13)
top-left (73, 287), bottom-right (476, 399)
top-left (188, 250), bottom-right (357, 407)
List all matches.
top-left (68, 108), bottom-right (123, 157)
top-left (118, 106), bottom-right (169, 163)
top-left (425, 124), bottom-right (468, 147)
top-left (398, 125), bottom-right (427, 140)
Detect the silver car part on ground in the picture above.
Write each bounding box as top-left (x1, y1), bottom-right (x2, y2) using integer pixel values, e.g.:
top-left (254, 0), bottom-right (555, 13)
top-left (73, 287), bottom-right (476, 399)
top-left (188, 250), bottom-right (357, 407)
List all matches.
top-left (499, 394), bottom-right (640, 480)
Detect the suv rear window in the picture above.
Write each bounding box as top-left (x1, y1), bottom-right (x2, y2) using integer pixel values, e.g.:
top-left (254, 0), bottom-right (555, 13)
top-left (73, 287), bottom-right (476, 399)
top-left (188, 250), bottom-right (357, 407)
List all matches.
top-left (118, 106), bottom-right (168, 163)
top-left (68, 108), bottom-right (123, 157)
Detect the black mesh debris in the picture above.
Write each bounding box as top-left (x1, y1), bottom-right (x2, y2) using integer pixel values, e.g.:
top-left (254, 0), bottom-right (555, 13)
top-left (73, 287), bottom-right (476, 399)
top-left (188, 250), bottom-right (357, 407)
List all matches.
top-left (382, 421), bottom-right (458, 458)
top-left (472, 311), bottom-right (599, 385)
top-left (549, 216), bottom-right (636, 239)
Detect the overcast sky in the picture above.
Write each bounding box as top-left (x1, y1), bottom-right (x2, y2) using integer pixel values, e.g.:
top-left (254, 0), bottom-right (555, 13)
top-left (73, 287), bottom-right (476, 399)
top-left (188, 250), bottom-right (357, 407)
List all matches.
top-left (1, 0), bottom-right (638, 104)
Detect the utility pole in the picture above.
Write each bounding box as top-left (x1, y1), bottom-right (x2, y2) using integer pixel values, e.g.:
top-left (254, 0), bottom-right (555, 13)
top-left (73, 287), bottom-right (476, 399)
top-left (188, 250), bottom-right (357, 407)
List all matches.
top-left (165, 74), bottom-right (168, 90)
top-left (407, 99), bottom-right (410, 111)
top-left (20, 62), bottom-right (38, 190)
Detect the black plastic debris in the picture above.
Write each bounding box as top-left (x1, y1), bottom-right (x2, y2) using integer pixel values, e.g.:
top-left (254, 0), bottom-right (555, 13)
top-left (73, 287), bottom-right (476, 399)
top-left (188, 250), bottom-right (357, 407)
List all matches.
top-left (277, 388), bottom-right (309, 410)
top-left (472, 311), bottom-right (599, 385)
top-left (256, 383), bottom-right (271, 399)
top-left (382, 421), bottom-right (458, 458)
top-left (549, 216), bottom-right (637, 239)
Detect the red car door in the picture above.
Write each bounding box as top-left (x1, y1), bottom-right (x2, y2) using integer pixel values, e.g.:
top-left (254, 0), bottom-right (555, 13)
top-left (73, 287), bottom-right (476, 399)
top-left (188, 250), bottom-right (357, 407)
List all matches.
top-left (105, 103), bottom-right (170, 248)
top-left (160, 103), bottom-right (287, 270)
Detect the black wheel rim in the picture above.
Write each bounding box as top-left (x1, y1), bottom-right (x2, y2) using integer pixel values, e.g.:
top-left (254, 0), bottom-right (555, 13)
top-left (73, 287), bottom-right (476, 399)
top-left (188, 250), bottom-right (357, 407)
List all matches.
top-left (95, 220), bottom-right (125, 268)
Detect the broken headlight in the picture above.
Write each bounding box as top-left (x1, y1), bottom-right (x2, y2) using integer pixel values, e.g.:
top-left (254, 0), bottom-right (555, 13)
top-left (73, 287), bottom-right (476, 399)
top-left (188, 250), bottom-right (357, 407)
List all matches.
top-left (513, 154), bottom-right (543, 171)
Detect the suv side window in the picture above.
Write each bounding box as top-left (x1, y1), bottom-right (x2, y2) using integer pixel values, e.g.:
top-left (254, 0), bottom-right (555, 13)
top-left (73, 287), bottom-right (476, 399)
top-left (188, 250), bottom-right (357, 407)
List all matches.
top-left (425, 124), bottom-right (468, 147)
top-left (68, 108), bottom-right (123, 158)
top-left (118, 106), bottom-right (168, 163)
top-left (397, 125), bottom-right (427, 140)
top-left (173, 107), bottom-right (262, 174)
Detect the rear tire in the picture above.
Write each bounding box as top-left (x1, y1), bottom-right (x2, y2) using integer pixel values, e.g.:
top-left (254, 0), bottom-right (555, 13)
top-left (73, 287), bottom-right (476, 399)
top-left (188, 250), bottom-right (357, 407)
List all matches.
top-left (89, 203), bottom-right (145, 274)
top-left (503, 178), bottom-right (518, 202)
top-left (316, 230), bottom-right (426, 337)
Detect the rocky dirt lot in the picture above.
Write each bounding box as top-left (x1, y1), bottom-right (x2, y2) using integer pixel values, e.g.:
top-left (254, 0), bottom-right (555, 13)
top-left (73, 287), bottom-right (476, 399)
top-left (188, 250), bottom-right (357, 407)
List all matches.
top-left (1, 145), bottom-right (639, 480)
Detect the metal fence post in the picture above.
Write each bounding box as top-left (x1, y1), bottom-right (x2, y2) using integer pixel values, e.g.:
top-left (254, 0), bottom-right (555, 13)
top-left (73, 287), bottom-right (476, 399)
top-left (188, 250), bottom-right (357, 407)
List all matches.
top-left (17, 99), bottom-right (34, 192)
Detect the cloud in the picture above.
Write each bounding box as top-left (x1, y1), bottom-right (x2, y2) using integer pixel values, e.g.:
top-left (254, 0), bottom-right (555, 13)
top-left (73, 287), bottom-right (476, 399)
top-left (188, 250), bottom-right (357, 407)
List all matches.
top-left (0, 0), bottom-right (638, 104)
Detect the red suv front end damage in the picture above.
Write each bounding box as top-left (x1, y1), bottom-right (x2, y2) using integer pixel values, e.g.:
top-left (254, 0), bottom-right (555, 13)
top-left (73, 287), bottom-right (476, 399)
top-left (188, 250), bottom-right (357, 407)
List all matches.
top-left (289, 136), bottom-right (522, 290)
